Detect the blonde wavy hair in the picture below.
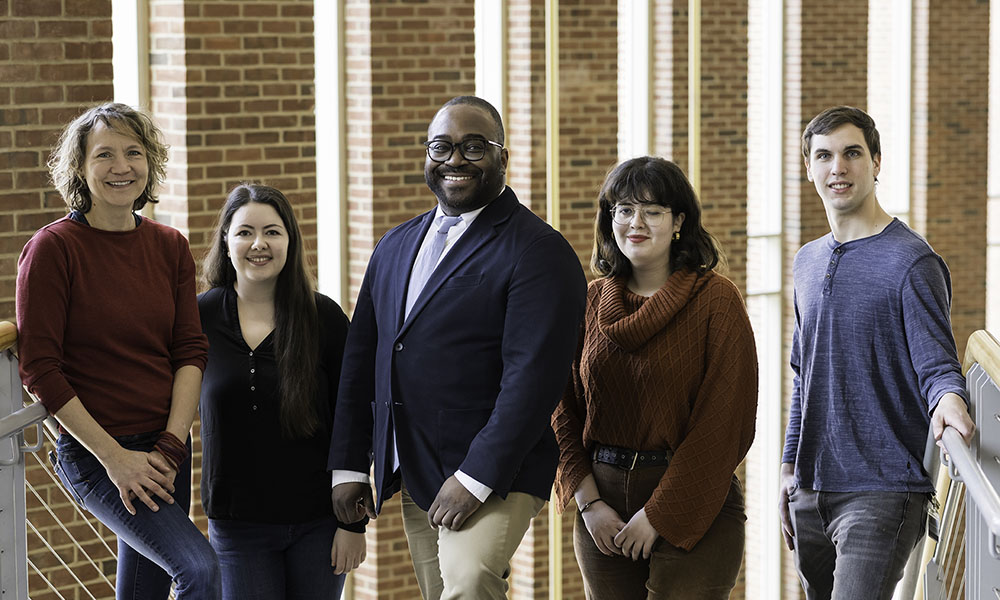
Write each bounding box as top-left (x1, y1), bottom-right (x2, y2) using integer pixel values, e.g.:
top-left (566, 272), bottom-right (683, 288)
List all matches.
top-left (48, 103), bottom-right (168, 212)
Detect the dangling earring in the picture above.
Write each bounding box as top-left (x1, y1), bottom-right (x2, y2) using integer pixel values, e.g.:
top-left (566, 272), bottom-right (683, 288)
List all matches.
top-left (673, 231), bottom-right (681, 241)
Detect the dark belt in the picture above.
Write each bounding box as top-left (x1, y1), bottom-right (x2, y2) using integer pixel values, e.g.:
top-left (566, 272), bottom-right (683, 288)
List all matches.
top-left (593, 444), bottom-right (671, 470)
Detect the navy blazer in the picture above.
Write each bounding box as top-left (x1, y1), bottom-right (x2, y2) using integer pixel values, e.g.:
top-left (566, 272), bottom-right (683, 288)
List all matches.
top-left (328, 187), bottom-right (587, 512)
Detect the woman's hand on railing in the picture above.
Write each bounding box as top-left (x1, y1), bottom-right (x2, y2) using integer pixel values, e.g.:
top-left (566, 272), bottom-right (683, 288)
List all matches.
top-left (103, 446), bottom-right (177, 516)
top-left (931, 392), bottom-right (976, 449)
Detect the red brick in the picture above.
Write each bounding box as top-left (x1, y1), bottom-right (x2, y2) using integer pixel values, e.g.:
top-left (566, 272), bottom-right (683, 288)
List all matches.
top-left (0, 64), bottom-right (38, 82)
top-left (15, 129), bottom-right (59, 148)
top-left (37, 21), bottom-right (86, 38)
top-left (12, 41), bottom-right (62, 60)
top-left (38, 63), bottom-right (88, 81)
top-left (64, 0), bottom-right (110, 17)
top-left (11, 0), bottom-right (59, 17)
top-left (0, 108), bottom-right (39, 126)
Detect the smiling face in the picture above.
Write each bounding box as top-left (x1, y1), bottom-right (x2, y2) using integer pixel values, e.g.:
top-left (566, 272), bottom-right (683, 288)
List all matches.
top-left (424, 104), bottom-right (508, 215)
top-left (805, 123), bottom-right (881, 217)
top-left (82, 120), bottom-right (149, 219)
top-left (611, 201), bottom-right (685, 275)
top-left (226, 202), bottom-right (289, 289)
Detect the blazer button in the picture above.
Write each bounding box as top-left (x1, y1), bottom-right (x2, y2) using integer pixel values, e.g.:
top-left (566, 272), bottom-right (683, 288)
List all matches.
top-left (394, 342), bottom-right (404, 352)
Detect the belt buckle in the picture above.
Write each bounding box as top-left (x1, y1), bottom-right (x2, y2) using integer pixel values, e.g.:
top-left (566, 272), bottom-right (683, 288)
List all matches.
top-left (629, 451), bottom-right (638, 470)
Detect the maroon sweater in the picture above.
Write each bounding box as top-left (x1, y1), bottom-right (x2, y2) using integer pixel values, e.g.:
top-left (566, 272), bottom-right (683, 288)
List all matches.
top-left (553, 270), bottom-right (758, 551)
top-left (16, 216), bottom-right (208, 436)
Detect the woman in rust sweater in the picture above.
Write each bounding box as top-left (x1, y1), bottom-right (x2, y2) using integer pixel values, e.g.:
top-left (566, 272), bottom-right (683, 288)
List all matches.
top-left (553, 156), bottom-right (758, 599)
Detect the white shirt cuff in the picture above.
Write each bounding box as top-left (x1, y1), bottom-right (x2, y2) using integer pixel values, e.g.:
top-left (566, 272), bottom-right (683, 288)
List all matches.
top-left (331, 470), bottom-right (370, 488)
top-left (455, 470), bottom-right (492, 503)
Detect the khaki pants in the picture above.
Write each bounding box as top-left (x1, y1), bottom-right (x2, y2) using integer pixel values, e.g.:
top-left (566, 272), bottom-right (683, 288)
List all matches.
top-left (400, 482), bottom-right (545, 600)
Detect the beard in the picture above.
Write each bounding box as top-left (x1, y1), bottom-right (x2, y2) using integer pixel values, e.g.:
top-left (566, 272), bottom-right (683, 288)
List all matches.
top-left (424, 163), bottom-right (503, 214)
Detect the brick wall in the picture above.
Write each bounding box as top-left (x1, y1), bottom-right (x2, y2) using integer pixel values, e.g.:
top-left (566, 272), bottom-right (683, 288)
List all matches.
top-left (506, 0), bottom-right (547, 218)
top-left (556, 0), bottom-right (619, 272)
top-left (911, 0), bottom-right (988, 359)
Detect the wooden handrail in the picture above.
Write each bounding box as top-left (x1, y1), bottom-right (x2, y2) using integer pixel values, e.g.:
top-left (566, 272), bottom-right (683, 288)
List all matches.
top-left (0, 320), bottom-right (16, 353)
top-left (962, 329), bottom-right (1000, 379)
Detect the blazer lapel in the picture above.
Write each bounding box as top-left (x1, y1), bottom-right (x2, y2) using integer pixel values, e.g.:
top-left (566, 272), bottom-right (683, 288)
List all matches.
top-left (393, 210), bottom-right (436, 331)
top-left (397, 188), bottom-right (518, 337)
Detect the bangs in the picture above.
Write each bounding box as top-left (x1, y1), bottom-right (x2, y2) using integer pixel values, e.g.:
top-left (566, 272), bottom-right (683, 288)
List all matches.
top-left (602, 164), bottom-right (671, 208)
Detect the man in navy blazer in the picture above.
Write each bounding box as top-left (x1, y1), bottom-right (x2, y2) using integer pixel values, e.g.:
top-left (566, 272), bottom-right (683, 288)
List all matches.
top-left (328, 96), bottom-right (587, 599)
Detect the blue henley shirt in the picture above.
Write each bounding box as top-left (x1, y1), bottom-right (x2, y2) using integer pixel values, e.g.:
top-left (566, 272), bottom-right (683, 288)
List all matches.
top-left (782, 218), bottom-right (968, 492)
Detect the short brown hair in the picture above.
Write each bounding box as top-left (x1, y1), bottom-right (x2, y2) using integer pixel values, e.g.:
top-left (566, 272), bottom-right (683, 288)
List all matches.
top-left (802, 105), bottom-right (880, 160)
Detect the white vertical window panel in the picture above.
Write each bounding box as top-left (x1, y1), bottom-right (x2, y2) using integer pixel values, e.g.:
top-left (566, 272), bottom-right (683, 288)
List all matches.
top-left (617, 0), bottom-right (651, 161)
top-left (745, 1), bottom-right (782, 599)
top-left (314, 0), bottom-right (345, 304)
top-left (867, 0), bottom-right (911, 223)
top-left (111, 0), bottom-right (148, 109)
top-left (475, 0), bottom-right (506, 127)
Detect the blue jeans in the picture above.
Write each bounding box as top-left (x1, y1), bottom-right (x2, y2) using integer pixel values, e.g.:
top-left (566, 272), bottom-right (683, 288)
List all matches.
top-left (54, 433), bottom-right (220, 600)
top-left (788, 488), bottom-right (928, 600)
top-left (208, 517), bottom-right (346, 600)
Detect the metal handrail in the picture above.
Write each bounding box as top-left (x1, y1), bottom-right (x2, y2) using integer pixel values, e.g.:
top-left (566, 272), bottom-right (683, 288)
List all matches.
top-left (0, 401), bottom-right (47, 442)
top-left (940, 426), bottom-right (1000, 559)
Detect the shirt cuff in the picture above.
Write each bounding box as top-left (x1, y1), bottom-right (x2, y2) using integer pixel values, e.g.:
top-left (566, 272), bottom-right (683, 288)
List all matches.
top-left (455, 470), bottom-right (492, 503)
top-left (331, 470), bottom-right (370, 488)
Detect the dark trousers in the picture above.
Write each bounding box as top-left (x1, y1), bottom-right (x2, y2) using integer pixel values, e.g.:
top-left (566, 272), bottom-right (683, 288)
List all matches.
top-left (788, 488), bottom-right (928, 600)
top-left (574, 461), bottom-right (746, 600)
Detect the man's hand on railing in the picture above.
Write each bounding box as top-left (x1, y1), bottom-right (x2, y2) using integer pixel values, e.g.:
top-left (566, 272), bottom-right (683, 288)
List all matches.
top-left (931, 392), bottom-right (976, 450)
top-left (104, 446), bottom-right (177, 516)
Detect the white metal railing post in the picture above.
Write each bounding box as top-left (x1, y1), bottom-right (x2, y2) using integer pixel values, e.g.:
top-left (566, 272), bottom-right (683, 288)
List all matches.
top-left (0, 348), bottom-right (29, 600)
top-left (956, 362), bottom-right (1000, 599)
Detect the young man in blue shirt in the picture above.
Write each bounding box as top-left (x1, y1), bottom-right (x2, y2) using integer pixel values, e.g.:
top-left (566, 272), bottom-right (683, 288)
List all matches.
top-left (778, 105), bottom-right (976, 600)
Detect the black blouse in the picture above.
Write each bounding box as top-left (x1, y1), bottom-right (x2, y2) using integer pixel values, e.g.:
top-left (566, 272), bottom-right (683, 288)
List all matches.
top-left (198, 285), bottom-right (363, 531)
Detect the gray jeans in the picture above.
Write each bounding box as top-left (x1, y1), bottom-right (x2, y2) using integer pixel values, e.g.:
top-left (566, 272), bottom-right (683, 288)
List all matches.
top-left (788, 488), bottom-right (928, 600)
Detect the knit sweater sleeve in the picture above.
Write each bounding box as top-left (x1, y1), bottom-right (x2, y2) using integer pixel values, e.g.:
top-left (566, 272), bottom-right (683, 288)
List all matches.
top-left (16, 226), bottom-right (78, 414)
top-left (645, 279), bottom-right (758, 550)
top-left (168, 229), bottom-right (208, 373)
top-left (552, 317), bottom-right (590, 512)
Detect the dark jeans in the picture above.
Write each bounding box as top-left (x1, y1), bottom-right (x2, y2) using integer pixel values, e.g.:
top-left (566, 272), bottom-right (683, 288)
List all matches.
top-left (208, 517), bottom-right (346, 600)
top-left (574, 461), bottom-right (746, 600)
top-left (788, 488), bottom-right (928, 600)
top-left (54, 432), bottom-right (220, 600)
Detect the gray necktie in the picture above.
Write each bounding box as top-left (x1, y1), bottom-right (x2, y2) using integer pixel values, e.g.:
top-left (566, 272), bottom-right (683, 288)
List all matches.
top-left (405, 215), bottom-right (463, 317)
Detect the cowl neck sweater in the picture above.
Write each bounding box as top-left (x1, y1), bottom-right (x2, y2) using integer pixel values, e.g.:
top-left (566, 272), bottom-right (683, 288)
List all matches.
top-left (596, 269), bottom-right (708, 351)
top-left (553, 269), bottom-right (758, 550)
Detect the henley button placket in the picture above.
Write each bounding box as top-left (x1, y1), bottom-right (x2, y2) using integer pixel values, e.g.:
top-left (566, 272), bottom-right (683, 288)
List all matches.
top-left (248, 349), bottom-right (257, 411)
top-left (823, 246), bottom-right (844, 296)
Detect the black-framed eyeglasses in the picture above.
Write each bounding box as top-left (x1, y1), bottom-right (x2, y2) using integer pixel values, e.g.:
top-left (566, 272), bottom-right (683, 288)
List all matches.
top-left (423, 138), bottom-right (503, 163)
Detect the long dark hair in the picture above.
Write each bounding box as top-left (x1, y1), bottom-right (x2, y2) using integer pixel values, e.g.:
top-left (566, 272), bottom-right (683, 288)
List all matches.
top-left (204, 183), bottom-right (322, 439)
top-left (592, 156), bottom-right (723, 278)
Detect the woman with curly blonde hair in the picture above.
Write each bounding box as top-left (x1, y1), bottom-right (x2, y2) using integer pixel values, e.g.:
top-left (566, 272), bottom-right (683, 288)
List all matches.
top-left (16, 102), bottom-right (220, 599)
